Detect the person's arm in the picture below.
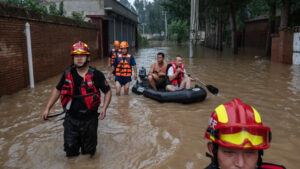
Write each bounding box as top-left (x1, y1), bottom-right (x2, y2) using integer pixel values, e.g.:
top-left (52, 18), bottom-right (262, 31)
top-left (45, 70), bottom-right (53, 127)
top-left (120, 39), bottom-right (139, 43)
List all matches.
top-left (42, 88), bottom-right (60, 120)
top-left (130, 56), bottom-right (137, 80)
top-left (98, 89), bottom-right (112, 120)
top-left (96, 71), bottom-right (112, 120)
top-left (168, 67), bottom-right (180, 81)
top-left (108, 65), bottom-right (115, 80)
top-left (108, 57), bottom-right (111, 67)
top-left (108, 50), bottom-right (113, 67)
top-left (158, 72), bottom-right (166, 77)
top-left (133, 65), bottom-right (137, 80)
top-left (108, 57), bottom-right (117, 80)
top-left (148, 64), bottom-right (154, 76)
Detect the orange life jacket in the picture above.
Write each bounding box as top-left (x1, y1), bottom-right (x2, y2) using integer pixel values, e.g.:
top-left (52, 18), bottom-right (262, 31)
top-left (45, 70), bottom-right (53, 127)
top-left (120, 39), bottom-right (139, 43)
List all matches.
top-left (115, 54), bottom-right (132, 77)
top-left (110, 48), bottom-right (121, 65)
top-left (60, 67), bottom-right (101, 112)
top-left (168, 62), bottom-right (184, 86)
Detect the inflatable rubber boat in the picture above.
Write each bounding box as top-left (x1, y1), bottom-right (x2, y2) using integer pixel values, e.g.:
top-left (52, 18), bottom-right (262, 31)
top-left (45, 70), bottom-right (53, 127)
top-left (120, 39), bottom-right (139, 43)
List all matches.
top-left (132, 67), bottom-right (207, 103)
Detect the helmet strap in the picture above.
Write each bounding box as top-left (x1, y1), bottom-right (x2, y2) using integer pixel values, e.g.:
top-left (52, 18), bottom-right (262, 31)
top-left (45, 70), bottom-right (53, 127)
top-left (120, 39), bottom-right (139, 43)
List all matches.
top-left (205, 143), bottom-right (219, 169)
top-left (72, 55), bottom-right (89, 69)
top-left (255, 150), bottom-right (264, 169)
top-left (212, 143), bottom-right (219, 168)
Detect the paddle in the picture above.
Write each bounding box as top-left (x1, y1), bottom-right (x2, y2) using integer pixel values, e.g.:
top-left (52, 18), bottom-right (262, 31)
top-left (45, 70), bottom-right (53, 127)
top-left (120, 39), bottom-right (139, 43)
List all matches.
top-left (195, 79), bottom-right (219, 96)
top-left (187, 74), bottom-right (219, 95)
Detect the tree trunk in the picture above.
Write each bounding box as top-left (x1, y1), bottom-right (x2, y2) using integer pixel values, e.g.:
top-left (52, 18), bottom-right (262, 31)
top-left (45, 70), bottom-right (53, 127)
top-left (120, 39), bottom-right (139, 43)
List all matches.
top-left (229, 4), bottom-right (238, 54)
top-left (204, 8), bottom-right (209, 47)
top-left (280, 0), bottom-right (290, 30)
top-left (265, 0), bottom-right (276, 57)
top-left (215, 16), bottom-right (218, 49)
top-left (217, 8), bottom-right (223, 51)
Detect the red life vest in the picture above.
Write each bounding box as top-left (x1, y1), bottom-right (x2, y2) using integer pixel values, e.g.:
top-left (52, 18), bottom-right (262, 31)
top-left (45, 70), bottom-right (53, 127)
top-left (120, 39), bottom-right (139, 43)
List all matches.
top-left (115, 54), bottom-right (132, 77)
top-left (169, 62), bottom-right (184, 86)
top-left (60, 67), bottom-right (101, 112)
top-left (110, 48), bottom-right (121, 65)
top-left (260, 163), bottom-right (286, 169)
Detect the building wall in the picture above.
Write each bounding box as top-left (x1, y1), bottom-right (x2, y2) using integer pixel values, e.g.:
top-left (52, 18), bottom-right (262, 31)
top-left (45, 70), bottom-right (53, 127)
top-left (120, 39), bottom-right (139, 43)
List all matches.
top-left (0, 3), bottom-right (98, 96)
top-left (107, 12), bottom-right (137, 48)
top-left (271, 29), bottom-right (294, 64)
top-left (43, 0), bottom-right (105, 20)
top-left (244, 20), bottom-right (268, 48)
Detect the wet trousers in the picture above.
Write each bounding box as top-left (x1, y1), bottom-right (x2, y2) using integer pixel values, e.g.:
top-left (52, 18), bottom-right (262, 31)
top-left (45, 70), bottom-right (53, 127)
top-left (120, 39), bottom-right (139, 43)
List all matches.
top-left (63, 113), bottom-right (98, 157)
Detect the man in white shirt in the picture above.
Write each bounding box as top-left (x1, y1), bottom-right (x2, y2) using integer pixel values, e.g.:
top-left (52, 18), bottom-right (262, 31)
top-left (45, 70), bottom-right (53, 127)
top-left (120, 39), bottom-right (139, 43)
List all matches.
top-left (166, 56), bottom-right (193, 91)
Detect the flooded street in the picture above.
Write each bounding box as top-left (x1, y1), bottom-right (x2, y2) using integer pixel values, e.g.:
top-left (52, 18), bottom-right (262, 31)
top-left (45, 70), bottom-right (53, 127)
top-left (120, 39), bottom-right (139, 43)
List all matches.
top-left (0, 42), bottom-right (299, 169)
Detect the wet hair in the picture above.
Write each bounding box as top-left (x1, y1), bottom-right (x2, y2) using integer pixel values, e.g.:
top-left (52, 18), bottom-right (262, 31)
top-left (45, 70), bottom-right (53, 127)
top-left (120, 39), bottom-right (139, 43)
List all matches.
top-left (157, 52), bottom-right (165, 58)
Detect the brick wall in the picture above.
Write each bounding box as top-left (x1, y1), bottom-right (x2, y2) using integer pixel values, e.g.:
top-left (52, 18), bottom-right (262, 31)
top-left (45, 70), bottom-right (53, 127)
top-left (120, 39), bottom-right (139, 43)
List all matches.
top-left (0, 3), bottom-right (99, 96)
top-left (271, 29), bottom-right (294, 64)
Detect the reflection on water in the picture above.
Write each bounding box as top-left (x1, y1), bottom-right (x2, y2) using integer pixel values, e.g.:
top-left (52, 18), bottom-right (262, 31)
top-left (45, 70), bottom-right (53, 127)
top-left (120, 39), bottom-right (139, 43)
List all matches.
top-left (0, 41), bottom-right (299, 168)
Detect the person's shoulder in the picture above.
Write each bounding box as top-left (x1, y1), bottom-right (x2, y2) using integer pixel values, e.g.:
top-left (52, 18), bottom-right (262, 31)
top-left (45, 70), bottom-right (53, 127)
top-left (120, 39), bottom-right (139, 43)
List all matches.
top-left (90, 67), bottom-right (102, 74)
top-left (151, 62), bottom-right (157, 67)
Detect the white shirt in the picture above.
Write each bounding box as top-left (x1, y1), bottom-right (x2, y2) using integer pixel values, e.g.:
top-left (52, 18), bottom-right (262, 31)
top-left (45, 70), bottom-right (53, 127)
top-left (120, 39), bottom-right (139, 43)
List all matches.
top-left (167, 66), bottom-right (187, 78)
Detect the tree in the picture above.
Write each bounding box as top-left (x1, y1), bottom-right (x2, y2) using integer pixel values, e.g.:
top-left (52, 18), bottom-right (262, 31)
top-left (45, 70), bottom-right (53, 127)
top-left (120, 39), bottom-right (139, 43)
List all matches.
top-left (161, 0), bottom-right (190, 21)
top-left (146, 0), bottom-right (164, 34)
top-left (134, 0), bottom-right (148, 32)
top-left (265, 0), bottom-right (276, 57)
top-left (168, 20), bottom-right (189, 43)
top-left (2, 0), bottom-right (48, 14)
top-left (279, 0), bottom-right (290, 29)
top-left (49, 1), bottom-right (65, 16)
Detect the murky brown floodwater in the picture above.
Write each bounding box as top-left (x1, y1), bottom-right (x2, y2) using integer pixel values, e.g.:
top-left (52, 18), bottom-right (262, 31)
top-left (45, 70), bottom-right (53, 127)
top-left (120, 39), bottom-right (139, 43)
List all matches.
top-left (0, 41), bottom-right (299, 169)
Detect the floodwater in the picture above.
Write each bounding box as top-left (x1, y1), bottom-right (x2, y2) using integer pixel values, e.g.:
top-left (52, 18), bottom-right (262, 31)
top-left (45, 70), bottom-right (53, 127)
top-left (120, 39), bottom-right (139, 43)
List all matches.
top-left (0, 41), bottom-right (299, 169)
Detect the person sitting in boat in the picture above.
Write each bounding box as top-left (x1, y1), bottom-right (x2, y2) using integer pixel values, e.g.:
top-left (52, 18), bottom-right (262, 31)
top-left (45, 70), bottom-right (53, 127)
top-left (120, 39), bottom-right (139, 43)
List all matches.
top-left (204, 98), bottom-right (286, 169)
top-left (148, 52), bottom-right (168, 90)
top-left (166, 56), bottom-right (193, 91)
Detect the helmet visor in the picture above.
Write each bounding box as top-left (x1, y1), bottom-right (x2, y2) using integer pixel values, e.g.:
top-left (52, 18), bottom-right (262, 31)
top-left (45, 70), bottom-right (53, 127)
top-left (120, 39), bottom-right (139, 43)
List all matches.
top-left (218, 126), bottom-right (271, 149)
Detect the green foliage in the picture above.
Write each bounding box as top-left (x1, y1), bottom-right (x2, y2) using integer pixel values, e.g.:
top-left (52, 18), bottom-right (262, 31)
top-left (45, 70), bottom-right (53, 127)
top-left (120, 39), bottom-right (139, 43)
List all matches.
top-left (246, 0), bottom-right (269, 19)
top-left (161, 0), bottom-right (190, 21)
top-left (137, 31), bottom-right (149, 46)
top-left (49, 3), bottom-right (59, 15)
top-left (49, 1), bottom-right (65, 16)
top-left (134, 0), bottom-right (165, 34)
top-left (168, 20), bottom-right (189, 43)
top-left (58, 1), bottom-right (65, 16)
top-left (2, 0), bottom-right (48, 14)
top-left (134, 0), bottom-right (148, 24)
top-left (71, 11), bottom-right (84, 21)
top-left (146, 0), bottom-right (164, 34)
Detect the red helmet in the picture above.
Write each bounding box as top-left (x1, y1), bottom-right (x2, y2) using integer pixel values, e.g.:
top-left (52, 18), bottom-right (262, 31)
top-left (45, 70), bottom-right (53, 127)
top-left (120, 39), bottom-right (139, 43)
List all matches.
top-left (205, 98), bottom-right (271, 150)
top-left (114, 40), bottom-right (120, 47)
top-left (70, 41), bottom-right (90, 56)
top-left (120, 41), bottom-right (129, 48)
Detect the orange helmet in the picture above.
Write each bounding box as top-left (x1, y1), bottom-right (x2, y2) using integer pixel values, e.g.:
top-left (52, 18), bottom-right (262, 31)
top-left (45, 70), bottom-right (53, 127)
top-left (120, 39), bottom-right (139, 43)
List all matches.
top-left (70, 41), bottom-right (90, 56)
top-left (114, 40), bottom-right (120, 47)
top-left (205, 98), bottom-right (271, 150)
top-left (120, 41), bottom-right (129, 48)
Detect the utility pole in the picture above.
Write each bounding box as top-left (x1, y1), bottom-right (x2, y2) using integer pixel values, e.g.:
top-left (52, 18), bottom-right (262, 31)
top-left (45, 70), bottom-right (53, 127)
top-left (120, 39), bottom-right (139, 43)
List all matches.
top-left (189, 0), bottom-right (199, 57)
top-left (164, 11), bottom-right (167, 40)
